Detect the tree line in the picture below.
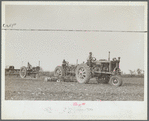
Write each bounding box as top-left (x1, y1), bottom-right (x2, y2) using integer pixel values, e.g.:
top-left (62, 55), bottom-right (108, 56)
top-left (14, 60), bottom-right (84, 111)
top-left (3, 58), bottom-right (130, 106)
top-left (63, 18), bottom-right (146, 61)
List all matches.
top-left (121, 68), bottom-right (144, 77)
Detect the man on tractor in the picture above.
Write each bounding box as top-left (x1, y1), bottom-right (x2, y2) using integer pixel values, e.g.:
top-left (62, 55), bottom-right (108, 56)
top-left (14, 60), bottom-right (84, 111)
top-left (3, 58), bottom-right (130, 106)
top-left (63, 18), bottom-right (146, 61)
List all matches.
top-left (27, 62), bottom-right (32, 70)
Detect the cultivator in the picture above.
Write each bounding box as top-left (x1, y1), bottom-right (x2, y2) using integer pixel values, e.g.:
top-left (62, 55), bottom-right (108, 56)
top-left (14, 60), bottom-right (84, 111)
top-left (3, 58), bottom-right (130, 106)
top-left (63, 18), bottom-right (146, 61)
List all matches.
top-left (54, 59), bottom-right (77, 82)
top-left (55, 59), bottom-right (77, 77)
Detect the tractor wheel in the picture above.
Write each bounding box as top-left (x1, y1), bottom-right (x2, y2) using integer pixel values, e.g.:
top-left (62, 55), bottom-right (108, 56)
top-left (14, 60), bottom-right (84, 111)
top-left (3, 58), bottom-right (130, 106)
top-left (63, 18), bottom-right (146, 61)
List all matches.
top-left (54, 66), bottom-right (65, 77)
top-left (20, 66), bottom-right (27, 78)
top-left (97, 75), bottom-right (110, 84)
top-left (109, 75), bottom-right (122, 87)
top-left (75, 63), bottom-right (91, 84)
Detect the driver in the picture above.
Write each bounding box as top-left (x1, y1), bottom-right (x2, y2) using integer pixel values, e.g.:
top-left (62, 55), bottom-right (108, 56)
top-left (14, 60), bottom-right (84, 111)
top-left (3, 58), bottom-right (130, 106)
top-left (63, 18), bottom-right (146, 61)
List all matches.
top-left (62, 59), bottom-right (68, 76)
top-left (27, 62), bottom-right (32, 70)
top-left (87, 52), bottom-right (96, 67)
top-left (87, 52), bottom-right (96, 61)
top-left (62, 59), bottom-right (67, 68)
top-left (87, 52), bottom-right (93, 61)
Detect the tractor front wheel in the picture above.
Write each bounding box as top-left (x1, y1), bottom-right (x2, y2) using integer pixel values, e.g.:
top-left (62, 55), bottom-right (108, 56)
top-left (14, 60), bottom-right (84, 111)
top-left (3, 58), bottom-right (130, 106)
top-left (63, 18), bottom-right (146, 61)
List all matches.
top-left (109, 75), bottom-right (122, 87)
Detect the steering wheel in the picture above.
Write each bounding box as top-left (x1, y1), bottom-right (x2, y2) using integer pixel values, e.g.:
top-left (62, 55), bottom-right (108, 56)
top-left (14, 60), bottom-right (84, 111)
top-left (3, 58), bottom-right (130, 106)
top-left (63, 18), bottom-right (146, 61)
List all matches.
top-left (92, 57), bottom-right (96, 61)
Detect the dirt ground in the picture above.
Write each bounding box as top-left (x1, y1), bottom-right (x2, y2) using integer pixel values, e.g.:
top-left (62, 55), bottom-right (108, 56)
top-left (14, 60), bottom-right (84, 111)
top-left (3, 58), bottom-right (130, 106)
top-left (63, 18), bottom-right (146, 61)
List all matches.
top-left (5, 76), bottom-right (144, 101)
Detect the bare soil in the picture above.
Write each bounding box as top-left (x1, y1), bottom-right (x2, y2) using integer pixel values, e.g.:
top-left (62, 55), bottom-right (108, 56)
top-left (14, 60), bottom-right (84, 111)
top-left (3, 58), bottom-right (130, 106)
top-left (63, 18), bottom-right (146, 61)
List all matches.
top-left (5, 76), bottom-right (144, 101)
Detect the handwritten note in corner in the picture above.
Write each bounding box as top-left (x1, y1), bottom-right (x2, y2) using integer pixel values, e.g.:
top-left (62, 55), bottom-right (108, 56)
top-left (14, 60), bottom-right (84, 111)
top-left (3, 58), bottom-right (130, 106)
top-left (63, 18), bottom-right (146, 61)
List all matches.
top-left (3, 23), bottom-right (16, 28)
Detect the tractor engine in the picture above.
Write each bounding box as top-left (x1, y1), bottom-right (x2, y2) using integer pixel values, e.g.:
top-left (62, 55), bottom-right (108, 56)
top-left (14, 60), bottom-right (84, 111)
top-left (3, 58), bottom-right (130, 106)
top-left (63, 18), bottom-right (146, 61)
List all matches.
top-left (86, 52), bottom-right (121, 76)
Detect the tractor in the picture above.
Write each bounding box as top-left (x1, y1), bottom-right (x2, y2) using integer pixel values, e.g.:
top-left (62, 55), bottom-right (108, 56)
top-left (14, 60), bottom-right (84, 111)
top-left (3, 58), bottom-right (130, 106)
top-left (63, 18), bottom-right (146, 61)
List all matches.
top-left (54, 52), bottom-right (122, 86)
top-left (5, 65), bottom-right (15, 74)
top-left (19, 62), bottom-right (40, 78)
top-left (5, 65), bottom-right (20, 76)
top-left (54, 59), bottom-right (78, 81)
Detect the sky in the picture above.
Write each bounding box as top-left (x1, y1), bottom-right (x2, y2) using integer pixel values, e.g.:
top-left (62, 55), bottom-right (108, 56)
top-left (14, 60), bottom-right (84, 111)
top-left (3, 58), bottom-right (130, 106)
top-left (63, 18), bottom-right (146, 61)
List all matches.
top-left (3, 3), bottom-right (147, 73)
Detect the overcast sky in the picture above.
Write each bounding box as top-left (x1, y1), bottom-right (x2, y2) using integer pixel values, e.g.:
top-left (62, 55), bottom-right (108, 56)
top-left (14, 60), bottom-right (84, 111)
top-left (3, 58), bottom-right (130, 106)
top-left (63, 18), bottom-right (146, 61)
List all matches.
top-left (4, 3), bottom-right (147, 73)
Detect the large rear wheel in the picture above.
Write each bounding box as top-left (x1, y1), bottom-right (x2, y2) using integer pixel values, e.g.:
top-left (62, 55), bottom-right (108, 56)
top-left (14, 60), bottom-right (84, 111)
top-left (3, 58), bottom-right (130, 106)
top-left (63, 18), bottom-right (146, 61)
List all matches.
top-left (20, 66), bottom-right (27, 78)
top-left (75, 64), bottom-right (91, 84)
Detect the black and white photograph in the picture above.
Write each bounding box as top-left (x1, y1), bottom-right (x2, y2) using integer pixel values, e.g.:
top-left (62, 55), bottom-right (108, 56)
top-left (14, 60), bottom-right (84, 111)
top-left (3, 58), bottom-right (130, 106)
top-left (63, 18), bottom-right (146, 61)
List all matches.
top-left (2, 1), bottom-right (147, 120)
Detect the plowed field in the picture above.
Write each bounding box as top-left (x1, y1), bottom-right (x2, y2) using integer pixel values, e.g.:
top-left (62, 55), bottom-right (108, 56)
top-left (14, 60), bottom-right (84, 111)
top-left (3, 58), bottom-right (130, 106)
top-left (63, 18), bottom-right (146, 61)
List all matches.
top-left (5, 76), bottom-right (144, 101)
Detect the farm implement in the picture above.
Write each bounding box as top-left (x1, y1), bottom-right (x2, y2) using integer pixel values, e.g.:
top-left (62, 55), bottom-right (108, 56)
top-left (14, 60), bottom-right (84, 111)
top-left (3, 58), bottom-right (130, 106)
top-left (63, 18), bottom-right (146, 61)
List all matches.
top-left (5, 65), bottom-right (20, 76)
top-left (20, 62), bottom-right (40, 79)
top-left (54, 52), bottom-right (122, 86)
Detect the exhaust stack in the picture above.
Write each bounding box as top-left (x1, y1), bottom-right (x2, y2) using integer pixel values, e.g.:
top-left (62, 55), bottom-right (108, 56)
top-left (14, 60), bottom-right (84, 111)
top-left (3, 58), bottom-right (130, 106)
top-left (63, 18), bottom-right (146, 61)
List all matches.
top-left (39, 61), bottom-right (40, 67)
top-left (76, 59), bottom-right (78, 65)
top-left (108, 51), bottom-right (110, 61)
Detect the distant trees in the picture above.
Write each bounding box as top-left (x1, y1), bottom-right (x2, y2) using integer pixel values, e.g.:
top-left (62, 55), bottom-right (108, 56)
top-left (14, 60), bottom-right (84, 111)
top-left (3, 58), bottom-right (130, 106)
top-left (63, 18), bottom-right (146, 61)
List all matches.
top-left (129, 68), bottom-right (144, 75)
top-left (137, 68), bottom-right (142, 75)
top-left (129, 70), bottom-right (135, 76)
top-left (128, 68), bottom-right (144, 77)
